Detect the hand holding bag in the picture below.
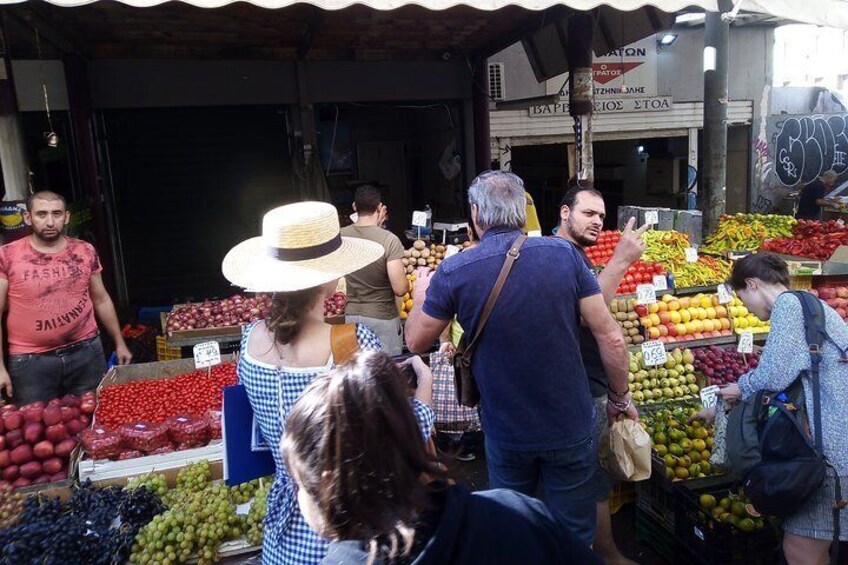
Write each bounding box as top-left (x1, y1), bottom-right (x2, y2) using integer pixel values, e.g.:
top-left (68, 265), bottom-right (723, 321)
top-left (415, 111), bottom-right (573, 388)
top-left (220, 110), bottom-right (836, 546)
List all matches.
top-left (600, 418), bottom-right (652, 482)
top-left (453, 235), bottom-right (526, 408)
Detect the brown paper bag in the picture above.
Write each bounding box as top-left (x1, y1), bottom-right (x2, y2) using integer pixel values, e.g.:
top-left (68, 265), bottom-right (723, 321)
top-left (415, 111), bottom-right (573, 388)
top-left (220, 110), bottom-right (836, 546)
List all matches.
top-left (599, 418), bottom-right (652, 482)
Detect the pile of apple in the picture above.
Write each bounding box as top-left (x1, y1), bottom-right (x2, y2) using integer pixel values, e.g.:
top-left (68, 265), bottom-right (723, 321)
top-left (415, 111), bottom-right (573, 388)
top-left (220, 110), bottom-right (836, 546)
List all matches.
top-left (693, 345), bottom-right (761, 386)
top-left (728, 296), bottom-right (770, 334)
top-left (628, 347), bottom-right (700, 404)
top-left (610, 298), bottom-right (645, 345)
top-left (637, 293), bottom-right (733, 344)
top-left (0, 393), bottom-right (95, 489)
top-left (810, 286), bottom-right (848, 323)
top-left (324, 292), bottom-right (347, 318)
top-left (166, 294), bottom-right (272, 334)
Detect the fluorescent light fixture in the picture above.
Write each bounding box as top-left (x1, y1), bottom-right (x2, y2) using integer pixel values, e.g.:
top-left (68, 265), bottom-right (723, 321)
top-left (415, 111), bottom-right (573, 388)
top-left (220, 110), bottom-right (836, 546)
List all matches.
top-left (703, 46), bottom-right (717, 72)
top-left (659, 33), bottom-right (678, 46)
top-left (675, 12), bottom-right (705, 24)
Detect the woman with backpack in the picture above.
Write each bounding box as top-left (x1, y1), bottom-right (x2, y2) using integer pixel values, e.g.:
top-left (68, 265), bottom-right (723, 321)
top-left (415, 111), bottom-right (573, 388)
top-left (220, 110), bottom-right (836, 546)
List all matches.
top-left (718, 253), bottom-right (848, 565)
top-left (222, 202), bottom-right (436, 565)
top-left (281, 350), bottom-right (601, 565)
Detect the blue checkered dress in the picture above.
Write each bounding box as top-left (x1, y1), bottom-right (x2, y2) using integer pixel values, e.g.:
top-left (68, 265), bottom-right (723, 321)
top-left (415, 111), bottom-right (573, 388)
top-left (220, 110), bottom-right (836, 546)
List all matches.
top-left (238, 321), bottom-right (435, 565)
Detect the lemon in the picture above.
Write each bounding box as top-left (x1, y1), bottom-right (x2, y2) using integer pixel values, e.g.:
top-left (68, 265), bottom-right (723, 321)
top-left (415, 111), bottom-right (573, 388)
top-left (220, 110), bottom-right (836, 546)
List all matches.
top-left (699, 494), bottom-right (718, 510)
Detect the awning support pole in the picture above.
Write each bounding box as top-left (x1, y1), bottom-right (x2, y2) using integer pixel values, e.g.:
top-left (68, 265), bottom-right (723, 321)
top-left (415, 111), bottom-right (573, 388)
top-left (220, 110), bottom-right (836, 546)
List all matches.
top-left (702, 0), bottom-right (732, 235)
top-left (567, 12), bottom-right (594, 183)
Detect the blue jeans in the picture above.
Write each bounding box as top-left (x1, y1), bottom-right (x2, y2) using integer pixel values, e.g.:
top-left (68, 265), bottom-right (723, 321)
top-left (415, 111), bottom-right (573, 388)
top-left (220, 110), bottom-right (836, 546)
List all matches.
top-left (485, 433), bottom-right (598, 545)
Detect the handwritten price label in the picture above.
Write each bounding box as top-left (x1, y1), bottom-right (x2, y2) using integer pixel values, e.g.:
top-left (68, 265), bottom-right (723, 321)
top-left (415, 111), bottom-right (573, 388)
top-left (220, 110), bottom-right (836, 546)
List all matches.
top-left (636, 284), bottom-right (657, 305)
top-left (717, 283), bottom-right (734, 305)
top-left (737, 331), bottom-right (754, 354)
top-left (652, 274), bottom-right (668, 291)
top-left (700, 385), bottom-right (720, 410)
top-left (685, 247), bottom-right (699, 263)
top-left (644, 210), bottom-right (659, 226)
top-left (411, 211), bottom-right (428, 227)
top-left (193, 341), bottom-right (221, 369)
top-left (641, 340), bottom-right (668, 367)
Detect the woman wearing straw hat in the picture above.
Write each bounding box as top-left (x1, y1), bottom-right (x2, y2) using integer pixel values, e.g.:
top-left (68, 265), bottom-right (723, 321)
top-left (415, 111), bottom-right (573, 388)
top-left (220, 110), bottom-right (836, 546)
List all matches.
top-left (222, 201), bottom-right (436, 565)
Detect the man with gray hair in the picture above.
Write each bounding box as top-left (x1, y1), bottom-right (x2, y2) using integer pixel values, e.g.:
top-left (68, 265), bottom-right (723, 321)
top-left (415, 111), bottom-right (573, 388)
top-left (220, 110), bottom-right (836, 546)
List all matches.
top-left (406, 170), bottom-right (634, 545)
top-left (797, 170), bottom-right (837, 220)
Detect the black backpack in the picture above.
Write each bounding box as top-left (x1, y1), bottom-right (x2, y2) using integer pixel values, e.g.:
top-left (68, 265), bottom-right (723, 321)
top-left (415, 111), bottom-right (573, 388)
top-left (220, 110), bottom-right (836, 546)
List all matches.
top-left (732, 292), bottom-right (845, 559)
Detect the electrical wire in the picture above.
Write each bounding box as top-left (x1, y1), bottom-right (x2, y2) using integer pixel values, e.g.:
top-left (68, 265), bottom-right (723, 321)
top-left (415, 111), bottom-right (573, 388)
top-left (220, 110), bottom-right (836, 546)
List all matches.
top-left (326, 103), bottom-right (339, 175)
top-left (34, 30), bottom-right (55, 141)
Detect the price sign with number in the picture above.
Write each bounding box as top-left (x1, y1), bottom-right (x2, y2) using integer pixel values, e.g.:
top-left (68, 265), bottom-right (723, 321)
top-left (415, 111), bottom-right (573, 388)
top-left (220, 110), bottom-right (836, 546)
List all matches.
top-left (652, 274), bottom-right (668, 291)
top-left (193, 341), bottom-right (221, 369)
top-left (700, 385), bottom-right (720, 410)
top-left (717, 283), bottom-right (733, 304)
top-left (641, 340), bottom-right (668, 367)
top-left (636, 284), bottom-right (657, 305)
top-left (411, 211), bottom-right (428, 227)
top-left (644, 210), bottom-right (659, 226)
top-left (737, 331), bottom-right (754, 354)
top-left (685, 247), bottom-right (699, 263)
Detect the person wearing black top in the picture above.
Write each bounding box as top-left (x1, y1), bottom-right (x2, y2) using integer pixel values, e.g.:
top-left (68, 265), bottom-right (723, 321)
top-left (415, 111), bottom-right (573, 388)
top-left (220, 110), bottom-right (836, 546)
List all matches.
top-left (556, 181), bottom-right (647, 565)
top-left (281, 351), bottom-right (601, 565)
top-left (796, 170), bottom-right (837, 220)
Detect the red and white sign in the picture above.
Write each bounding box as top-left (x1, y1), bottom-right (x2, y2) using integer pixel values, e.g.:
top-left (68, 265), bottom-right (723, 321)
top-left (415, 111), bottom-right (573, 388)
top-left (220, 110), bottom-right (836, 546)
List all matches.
top-left (546, 36), bottom-right (658, 99)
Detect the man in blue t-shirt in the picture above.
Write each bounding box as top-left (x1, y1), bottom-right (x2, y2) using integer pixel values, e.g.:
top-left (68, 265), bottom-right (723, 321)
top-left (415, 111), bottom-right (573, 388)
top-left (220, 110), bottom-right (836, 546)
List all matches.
top-left (405, 170), bottom-right (636, 545)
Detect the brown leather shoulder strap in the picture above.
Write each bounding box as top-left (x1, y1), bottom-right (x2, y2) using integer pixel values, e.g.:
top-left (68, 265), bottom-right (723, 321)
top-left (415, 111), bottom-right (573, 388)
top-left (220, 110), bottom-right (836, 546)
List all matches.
top-left (464, 234), bottom-right (527, 360)
top-left (331, 323), bottom-right (359, 365)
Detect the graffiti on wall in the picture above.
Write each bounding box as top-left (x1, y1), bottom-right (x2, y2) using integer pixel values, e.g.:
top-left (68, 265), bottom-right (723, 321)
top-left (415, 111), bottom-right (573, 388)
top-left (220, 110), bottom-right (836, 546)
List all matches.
top-left (750, 110), bottom-right (848, 214)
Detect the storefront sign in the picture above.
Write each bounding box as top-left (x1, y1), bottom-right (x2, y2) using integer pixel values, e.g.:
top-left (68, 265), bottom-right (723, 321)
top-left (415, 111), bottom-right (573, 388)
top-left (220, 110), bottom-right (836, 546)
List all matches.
top-left (546, 36), bottom-right (659, 99)
top-left (528, 97), bottom-right (672, 118)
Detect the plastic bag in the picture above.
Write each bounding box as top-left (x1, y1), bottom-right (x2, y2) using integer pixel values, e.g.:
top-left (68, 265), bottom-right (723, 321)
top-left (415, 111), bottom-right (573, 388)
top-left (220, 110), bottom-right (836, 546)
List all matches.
top-left (118, 422), bottom-right (170, 453)
top-left (166, 415), bottom-right (210, 445)
top-left (600, 418), bottom-right (652, 482)
top-left (79, 426), bottom-right (123, 460)
top-left (206, 410), bottom-right (222, 440)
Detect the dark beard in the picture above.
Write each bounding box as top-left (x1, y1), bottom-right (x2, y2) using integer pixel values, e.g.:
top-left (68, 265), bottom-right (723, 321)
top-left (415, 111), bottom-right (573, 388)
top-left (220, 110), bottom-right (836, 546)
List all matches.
top-left (566, 219), bottom-right (596, 248)
top-left (33, 229), bottom-right (61, 243)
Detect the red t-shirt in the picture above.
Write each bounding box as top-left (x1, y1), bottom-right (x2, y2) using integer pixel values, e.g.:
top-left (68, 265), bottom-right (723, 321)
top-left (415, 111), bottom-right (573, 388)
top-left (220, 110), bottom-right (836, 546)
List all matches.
top-left (0, 237), bottom-right (102, 354)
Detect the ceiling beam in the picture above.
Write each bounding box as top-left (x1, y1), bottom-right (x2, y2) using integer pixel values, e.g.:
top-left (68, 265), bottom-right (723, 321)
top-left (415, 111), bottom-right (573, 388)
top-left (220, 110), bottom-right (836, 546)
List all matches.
top-left (2, 5), bottom-right (89, 58)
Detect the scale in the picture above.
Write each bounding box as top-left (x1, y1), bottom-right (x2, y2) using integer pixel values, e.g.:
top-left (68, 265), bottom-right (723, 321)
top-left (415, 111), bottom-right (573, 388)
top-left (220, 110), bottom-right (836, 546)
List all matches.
top-left (431, 219), bottom-right (471, 245)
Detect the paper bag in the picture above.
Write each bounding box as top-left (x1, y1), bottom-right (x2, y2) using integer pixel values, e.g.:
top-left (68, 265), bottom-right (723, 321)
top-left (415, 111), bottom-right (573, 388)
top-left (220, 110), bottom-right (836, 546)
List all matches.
top-left (599, 418), bottom-right (652, 482)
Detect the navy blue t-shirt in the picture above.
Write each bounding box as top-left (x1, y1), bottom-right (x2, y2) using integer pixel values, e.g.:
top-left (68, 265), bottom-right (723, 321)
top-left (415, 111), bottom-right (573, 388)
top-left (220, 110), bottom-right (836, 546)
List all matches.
top-left (423, 227), bottom-right (601, 450)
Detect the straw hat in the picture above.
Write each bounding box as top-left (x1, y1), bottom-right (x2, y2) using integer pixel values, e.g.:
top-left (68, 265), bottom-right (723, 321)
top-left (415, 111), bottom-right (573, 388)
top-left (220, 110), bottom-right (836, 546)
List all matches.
top-left (222, 201), bottom-right (384, 292)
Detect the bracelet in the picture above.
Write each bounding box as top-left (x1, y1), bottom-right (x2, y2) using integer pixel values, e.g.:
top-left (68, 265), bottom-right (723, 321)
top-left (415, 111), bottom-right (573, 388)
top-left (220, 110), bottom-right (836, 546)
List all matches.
top-left (607, 394), bottom-right (631, 411)
top-left (607, 386), bottom-right (629, 398)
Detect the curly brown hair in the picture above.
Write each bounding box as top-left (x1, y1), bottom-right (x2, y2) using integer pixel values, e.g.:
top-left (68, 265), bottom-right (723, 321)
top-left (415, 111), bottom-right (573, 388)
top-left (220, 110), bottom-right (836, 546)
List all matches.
top-left (266, 286), bottom-right (324, 345)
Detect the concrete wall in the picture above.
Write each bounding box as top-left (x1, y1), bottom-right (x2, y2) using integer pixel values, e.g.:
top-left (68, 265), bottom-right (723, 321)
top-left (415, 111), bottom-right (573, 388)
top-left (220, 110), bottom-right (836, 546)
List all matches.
top-left (490, 26), bottom-right (774, 117)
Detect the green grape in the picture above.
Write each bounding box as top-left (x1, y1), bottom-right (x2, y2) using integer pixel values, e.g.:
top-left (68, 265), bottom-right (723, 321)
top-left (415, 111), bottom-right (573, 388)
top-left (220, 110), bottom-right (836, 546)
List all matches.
top-left (125, 472), bottom-right (169, 498)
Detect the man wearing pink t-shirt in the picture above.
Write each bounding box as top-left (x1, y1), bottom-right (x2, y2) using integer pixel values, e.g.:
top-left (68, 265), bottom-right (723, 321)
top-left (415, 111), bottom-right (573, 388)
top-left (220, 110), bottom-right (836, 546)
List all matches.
top-left (0, 191), bottom-right (131, 404)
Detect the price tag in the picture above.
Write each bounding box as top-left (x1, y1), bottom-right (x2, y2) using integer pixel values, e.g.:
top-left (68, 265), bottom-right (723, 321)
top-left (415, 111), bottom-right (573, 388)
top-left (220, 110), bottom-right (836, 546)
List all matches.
top-left (717, 283), bottom-right (733, 304)
top-left (644, 210), bottom-right (659, 226)
top-left (444, 245), bottom-right (461, 259)
top-left (699, 385), bottom-right (720, 410)
top-left (636, 284), bottom-right (657, 305)
top-left (411, 211), bottom-right (428, 227)
top-left (193, 341), bottom-right (221, 369)
top-left (685, 247), bottom-right (699, 263)
top-left (641, 340), bottom-right (668, 367)
top-left (652, 274), bottom-right (668, 291)
top-left (737, 331), bottom-right (754, 354)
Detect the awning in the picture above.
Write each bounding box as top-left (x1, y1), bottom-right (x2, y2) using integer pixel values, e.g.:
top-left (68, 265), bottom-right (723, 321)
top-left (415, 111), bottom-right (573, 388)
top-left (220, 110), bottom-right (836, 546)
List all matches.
top-left (0, 0), bottom-right (846, 30)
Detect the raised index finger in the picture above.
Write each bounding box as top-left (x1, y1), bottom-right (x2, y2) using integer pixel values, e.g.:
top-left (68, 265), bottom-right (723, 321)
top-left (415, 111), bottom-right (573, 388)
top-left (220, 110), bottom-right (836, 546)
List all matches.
top-left (634, 222), bottom-right (651, 236)
top-left (622, 217), bottom-right (636, 234)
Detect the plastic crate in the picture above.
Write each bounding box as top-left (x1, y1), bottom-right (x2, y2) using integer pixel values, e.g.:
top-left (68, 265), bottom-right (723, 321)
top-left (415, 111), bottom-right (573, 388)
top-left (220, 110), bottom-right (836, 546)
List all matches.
top-left (636, 473), bottom-right (676, 532)
top-left (156, 335), bottom-right (182, 361)
top-left (674, 484), bottom-right (780, 565)
top-left (609, 481), bottom-right (636, 515)
top-left (635, 507), bottom-right (676, 563)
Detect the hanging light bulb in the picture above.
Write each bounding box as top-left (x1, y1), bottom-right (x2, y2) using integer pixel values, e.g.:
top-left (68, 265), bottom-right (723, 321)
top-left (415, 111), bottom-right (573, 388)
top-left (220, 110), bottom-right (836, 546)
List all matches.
top-left (45, 132), bottom-right (58, 148)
